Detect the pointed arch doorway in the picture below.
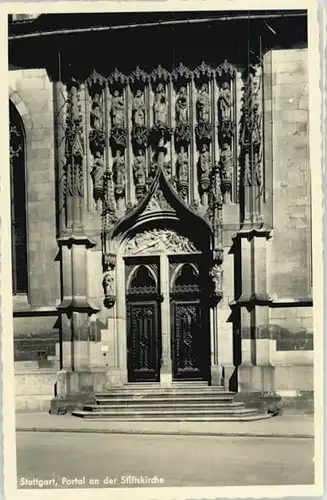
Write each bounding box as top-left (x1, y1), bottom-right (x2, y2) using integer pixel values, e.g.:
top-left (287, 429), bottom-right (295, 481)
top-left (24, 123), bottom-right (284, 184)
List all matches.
top-left (124, 228), bottom-right (211, 383)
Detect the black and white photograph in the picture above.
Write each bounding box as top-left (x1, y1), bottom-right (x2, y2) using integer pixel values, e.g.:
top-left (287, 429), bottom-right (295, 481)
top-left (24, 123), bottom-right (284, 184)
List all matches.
top-left (1, 2), bottom-right (324, 499)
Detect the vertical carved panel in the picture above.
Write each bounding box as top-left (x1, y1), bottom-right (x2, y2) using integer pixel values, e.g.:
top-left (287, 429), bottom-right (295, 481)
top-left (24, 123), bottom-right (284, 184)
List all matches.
top-left (240, 65), bottom-right (263, 188)
top-left (217, 60), bottom-right (237, 204)
top-left (65, 79), bottom-right (84, 199)
top-left (87, 70), bottom-right (106, 212)
top-left (130, 67), bottom-right (150, 202)
top-left (194, 62), bottom-right (215, 207)
top-left (173, 64), bottom-right (192, 204)
top-left (108, 69), bottom-right (128, 212)
top-left (239, 64), bottom-right (263, 223)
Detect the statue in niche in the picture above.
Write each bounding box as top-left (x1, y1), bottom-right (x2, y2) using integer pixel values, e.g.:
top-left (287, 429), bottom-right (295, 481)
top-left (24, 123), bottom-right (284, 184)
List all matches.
top-left (175, 86), bottom-right (188, 123)
top-left (177, 148), bottom-right (189, 184)
top-left (218, 81), bottom-right (232, 123)
top-left (211, 264), bottom-right (223, 295)
top-left (196, 83), bottom-right (210, 122)
top-left (132, 89), bottom-right (145, 127)
top-left (90, 151), bottom-right (105, 210)
top-left (111, 89), bottom-right (125, 127)
top-left (113, 152), bottom-right (125, 189)
top-left (133, 149), bottom-right (146, 188)
top-left (219, 142), bottom-right (233, 184)
top-left (103, 269), bottom-right (115, 298)
top-left (70, 79), bottom-right (80, 123)
top-left (153, 83), bottom-right (167, 124)
top-left (90, 92), bottom-right (102, 130)
top-left (199, 143), bottom-right (210, 177)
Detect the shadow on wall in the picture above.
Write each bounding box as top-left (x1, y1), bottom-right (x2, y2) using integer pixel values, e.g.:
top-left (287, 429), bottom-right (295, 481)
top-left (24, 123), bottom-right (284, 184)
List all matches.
top-left (241, 324), bottom-right (313, 351)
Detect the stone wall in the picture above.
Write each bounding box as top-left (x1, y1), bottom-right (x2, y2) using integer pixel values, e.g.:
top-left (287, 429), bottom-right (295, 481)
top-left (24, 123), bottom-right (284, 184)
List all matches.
top-left (10, 69), bottom-right (59, 310)
top-left (268, 48), bottom-right (311, 301)
top-left (10, 69), bottom-right (60, 384)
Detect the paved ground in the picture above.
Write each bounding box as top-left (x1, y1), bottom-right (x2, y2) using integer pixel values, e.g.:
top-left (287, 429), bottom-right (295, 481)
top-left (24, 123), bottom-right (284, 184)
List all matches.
top-left (15, 413), bottom-right (314, 438)
top-left (16, 431), bottom-right (314, 489)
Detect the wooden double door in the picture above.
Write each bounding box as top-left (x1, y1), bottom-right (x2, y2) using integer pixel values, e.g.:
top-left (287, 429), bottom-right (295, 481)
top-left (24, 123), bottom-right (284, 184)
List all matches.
top-left (126, 255), bottom-right (210, 382)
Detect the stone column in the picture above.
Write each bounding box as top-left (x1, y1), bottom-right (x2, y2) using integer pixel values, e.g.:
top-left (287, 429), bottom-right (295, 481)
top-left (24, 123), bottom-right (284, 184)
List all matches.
top-left (233, 229), bottom-right (272, 393)
top-left (210, 304), bottom-right (222, 386)
top-left (159, 253), bottom-right (172, 387)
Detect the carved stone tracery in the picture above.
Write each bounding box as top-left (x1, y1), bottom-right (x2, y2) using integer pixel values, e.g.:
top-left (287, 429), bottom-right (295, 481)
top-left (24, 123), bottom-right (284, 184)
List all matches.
top-left (65, 79), bottom-right (84, 198)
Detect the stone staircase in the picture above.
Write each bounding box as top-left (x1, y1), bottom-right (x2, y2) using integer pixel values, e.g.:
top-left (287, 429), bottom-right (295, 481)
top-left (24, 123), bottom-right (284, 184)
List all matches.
top-left (72, 382), bottom-right (272, 422)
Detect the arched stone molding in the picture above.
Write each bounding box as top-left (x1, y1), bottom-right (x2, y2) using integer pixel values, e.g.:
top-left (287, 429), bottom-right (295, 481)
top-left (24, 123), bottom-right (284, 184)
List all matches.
top-left (9, 95), bottom-right (30, 304)
top-left (9, 89), bottom-right (33, 133)
top-left (169, 261), bottom-right (199, 291)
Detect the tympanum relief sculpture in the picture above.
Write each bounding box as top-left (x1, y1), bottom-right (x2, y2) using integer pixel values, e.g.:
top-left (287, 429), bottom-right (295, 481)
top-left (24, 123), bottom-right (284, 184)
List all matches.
top-left (125, 229), bottom-right (199, 256)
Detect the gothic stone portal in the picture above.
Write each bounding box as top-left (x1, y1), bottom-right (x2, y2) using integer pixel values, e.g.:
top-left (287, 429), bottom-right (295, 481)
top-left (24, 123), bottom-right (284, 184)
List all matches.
top-left (124, 229), bottom-right (210, 383)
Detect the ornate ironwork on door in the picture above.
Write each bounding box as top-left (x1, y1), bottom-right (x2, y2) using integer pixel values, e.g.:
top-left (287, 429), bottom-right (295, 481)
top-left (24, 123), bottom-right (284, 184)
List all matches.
top-left (126, 262), bottom-right (161, 382)
top-left (170, 262), bottom-right (209, 380)
top-left (10, 102), bottom-right (28, 294)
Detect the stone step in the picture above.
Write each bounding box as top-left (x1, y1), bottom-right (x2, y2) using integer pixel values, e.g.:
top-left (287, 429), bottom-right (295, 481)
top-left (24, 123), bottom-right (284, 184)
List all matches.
top-left (95, 390), bottom-right (233, 399)
top-left (95, 396), bottom-right (237, 405)
top-left (72, 408), bottom-right (261, 420)
top-left (123, 382), bottom-right (212, 388)
top-left (86, 402), bottom-right (246, 411)
top-left (74, 407), bottom-right (257, 416)
top-left (71, 413), bottom-right (272, 422)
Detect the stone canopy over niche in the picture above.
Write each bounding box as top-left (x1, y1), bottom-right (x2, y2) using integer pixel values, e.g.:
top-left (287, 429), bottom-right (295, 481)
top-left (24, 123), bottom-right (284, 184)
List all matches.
top-left (125, 228), bottom-right (200, 256)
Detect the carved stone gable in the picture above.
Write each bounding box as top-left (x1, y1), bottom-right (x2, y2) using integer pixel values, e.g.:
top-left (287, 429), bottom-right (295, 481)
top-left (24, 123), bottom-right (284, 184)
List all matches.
top-left (125, 229), bottom-right (199, 256)
top-left (143, 187), bottom-right (176, 215)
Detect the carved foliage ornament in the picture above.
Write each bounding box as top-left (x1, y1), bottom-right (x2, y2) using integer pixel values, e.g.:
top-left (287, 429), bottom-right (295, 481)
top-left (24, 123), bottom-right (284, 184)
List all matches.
top-left (194, 61), bottom-right (215, 80)
top-left (172, 63), bottom-right (193, 82)
top-left (216, 60), bottom-right (237, 79)
top-left (150, 65), bottom-right (170, 83)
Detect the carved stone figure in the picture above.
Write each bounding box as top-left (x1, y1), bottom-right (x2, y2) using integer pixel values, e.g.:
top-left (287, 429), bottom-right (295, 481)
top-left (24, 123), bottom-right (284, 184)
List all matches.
top-left (90, 151), bottom-right (105, 209)
top-left (70, 79), bottom-right (80, 123)
top-left (133, 149), bottom-right (146, 197)
top-left (103, 269), bottom-right (115, 298)
top-left (176, 86), bottom-right (188, 123)
top-left (218, 81), bottom-right (231, 123)
top-left (132, 89), bottom-right (145, 127)
top-left (177, 149), bottom-right (189, 184)
top-left (113, 153), bottom-right (125, 195)
top-left (199, 144), bottom-right (210, 174)
top-left (90, 92), bottom-right (102, 130)
top-left (198, 143), bottom-right (211, 192)
top-left (196, 83), bottom-right (210, 122)
top-left (111, 89), bottom-right (125, 127)
top-left (219, 142), bottom-right (233, 186)
top-left (211, 264), bottom-right (223, 296)
top-left (153, 83), bottom-right (167, 124)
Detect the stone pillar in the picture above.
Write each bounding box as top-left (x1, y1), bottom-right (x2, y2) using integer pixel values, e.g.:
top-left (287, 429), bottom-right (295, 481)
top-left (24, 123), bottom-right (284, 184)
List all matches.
top-left (210, 304), bottom-right (222, 386)
top-left (53, 77), bottom-right (101, 409)
top-left (233, 229), bottom-right (272, 393)
top-left (159, 253), bottom-right (172, 387)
